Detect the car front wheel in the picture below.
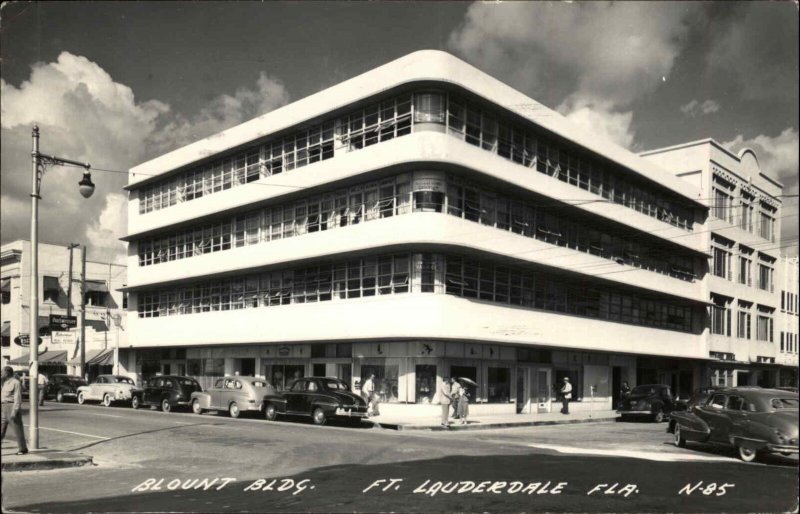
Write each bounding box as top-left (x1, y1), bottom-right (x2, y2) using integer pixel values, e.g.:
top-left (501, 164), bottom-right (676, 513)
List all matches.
top-left (312, 407), bottom-right (326, 426)
top-left (673, 425), bottom-right (686, 448)
top-left (131, 395), bottom-right (140, 409)
top-left (103, 394), bottom-right (113, 407)
top-left (229, 402), bottom-right (240, 418)
top-left (77, 391), bottom-right (86, 405)
top-left (192, 399), bottom-right (203, 415)
top-left (653, 409), bottom-right (665, 423)
top-left (265, 403), bottom-right (278, 421)
top-left (162, 399), bottom-right (171, 413)
top-left (56, 391), bottom-right (64, 403)
top-left (738, 444), bottom-right (758, 462)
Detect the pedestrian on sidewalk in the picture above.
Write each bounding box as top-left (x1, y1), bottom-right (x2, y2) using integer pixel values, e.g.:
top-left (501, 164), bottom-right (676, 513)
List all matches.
top-left (38, 371), bottom-right (49, 406)
top-left (361, 374), bottom-right (375, 414)
top-left (559, 377), bottom-right (572, 414)
top-left (1, 366), bottom-right (29, 455)
top-left (450, 379), bottom-right (462, 419)
top-left (620, 381), bottom-right (631, 402)
top-left (438, 377), bottom-right (453, 426)
top-left (456, 380), bottom-right (470, 424)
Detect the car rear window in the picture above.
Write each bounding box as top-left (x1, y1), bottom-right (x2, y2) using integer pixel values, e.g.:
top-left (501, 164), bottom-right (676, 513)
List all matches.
top-left (114, 377), bottom-right (134, 385)
top-left (251, 381), bottom-right (269, 388)
top-left (322, 379), bottom-right (349, 391)
top-left (771, 398), bottom-right (799, 409)
top-left (179, 378), bottom-right (199, 387)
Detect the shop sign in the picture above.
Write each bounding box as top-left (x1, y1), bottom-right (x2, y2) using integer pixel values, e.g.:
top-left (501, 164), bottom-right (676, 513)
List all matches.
top-left (51, 331), bottom-right (77, 346)
top-left (277, 345), bottom-right (291, 357)
top-left (412, 173), bottom-right (445, 192)
top-left (50, 314), bottom-right (77, 330)
top-left (14, 334), bottom-right (41, 347)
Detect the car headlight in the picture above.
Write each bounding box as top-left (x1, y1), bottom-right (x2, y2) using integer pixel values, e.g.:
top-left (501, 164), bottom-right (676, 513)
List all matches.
top-left (774, 428), bottom-right (787, 444)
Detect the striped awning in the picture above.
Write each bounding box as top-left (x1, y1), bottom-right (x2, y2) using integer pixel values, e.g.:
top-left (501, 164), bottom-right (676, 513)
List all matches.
top-left (7, 350), bottom-right (68, 365)
top-left (67, 348), bottom-right (113, 366)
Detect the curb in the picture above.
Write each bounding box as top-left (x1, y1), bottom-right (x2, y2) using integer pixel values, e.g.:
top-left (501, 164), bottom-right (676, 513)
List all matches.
top-left (1, 453), bottom-right (93, 472)
top-left (372, 416), bottom-right (619, 431)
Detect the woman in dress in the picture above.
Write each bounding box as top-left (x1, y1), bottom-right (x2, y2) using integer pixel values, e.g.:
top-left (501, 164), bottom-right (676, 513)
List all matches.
top-left (457, 379), bottom-right (470, 424)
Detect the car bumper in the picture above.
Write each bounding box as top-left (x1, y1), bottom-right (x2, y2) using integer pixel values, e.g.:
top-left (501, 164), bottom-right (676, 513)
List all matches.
top-left (335, 407), bottom-right (368, 418)
top-left (766, 444), bottom-right (799, 454)
top-left (617, 410), bottom-right (654, 416)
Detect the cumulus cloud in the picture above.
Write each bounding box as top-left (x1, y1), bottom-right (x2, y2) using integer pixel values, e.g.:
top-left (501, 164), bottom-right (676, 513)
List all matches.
top-left (680, 99), bottom-right (721, 117)
top-left (558, 98), bottom-right (635, 149)
top-left (1, 52), bottom-right (289, 262)
top-left (724, 128), bottom-right (800, 256)
top-left (447, 2), bottom-right (700, 148)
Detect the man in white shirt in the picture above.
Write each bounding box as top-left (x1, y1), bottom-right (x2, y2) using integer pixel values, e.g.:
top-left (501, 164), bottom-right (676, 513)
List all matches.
top-left (38, 372), bottom-right (49, 406)
top-left (559, 377), bottom-right (572, 414)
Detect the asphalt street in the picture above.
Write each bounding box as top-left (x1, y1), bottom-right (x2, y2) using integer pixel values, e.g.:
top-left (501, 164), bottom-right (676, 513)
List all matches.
top-left (2, 401), bottom-right (798, 513)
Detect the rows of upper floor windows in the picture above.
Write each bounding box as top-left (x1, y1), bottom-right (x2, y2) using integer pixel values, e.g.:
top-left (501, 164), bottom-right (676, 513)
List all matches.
top-left (780, 331), bottom-right (799, 354)
top-left (710, 295), bottom-right (774, 342)
top-left (136, 252), bottom-right (694, 333)
top-left (781, 290), bottom-right (799, 316)
top-left (136, 172), bottom-right (698, 282)
top-left (710, 233), bottom-right (776, 292)
top-left (135, 91), bottom-right (696, 231)
top-left (711, 173), bottom-right (777, 242)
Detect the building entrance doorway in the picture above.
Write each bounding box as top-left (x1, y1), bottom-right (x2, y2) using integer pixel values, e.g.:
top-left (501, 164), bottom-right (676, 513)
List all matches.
top-left (516, 367), bottom-right (551, 414)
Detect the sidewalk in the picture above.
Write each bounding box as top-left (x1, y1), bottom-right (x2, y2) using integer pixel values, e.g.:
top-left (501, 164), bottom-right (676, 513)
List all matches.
top-left (367, 409), bottom-right (620, 431)
top-left (1, 448), bottom-right (93, 472)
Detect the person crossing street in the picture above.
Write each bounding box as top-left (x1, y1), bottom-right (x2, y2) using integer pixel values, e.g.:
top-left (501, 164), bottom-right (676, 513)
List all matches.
top-left (1, 366), bottom-right (29, 455)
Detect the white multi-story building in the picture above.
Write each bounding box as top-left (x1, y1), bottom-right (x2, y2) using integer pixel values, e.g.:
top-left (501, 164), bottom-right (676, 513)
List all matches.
top-left (776, 256), bottom-right (799, 386)
top-left (123, 50), bottom-right (792, 417)
top-left (641, 140), bottom-right (789, 388)
top-left (1, 240), bottom-right (127, 379)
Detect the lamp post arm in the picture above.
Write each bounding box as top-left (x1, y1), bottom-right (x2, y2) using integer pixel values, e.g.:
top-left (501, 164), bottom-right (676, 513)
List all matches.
top-left (37, 154), bottom-right (91, 170)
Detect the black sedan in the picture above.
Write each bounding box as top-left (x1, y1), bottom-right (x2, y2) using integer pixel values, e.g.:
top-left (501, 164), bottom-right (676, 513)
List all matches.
top-left (262, 377), bottom-right (368, 425)
top-left (617, 384), bottom-right (675, 422)
top-left (44, 374), bottom-right (88, 402)
top-left (668, 387), bottom-right (799, 462)
top-left (132, 375), bottom-right (202, 412)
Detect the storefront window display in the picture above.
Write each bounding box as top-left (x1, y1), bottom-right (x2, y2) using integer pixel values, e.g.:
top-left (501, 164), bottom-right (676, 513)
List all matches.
top-left (186, 358), bottom-right (224, 390)
top-left (451, 365), bottom-right (478, 400)
top-left (415, 365), bottom-right (437, 403)
top-left (487, 367), bottom-right (510, 403)
top-left (360, 363), bottom-right (399, 403)
top-left (266, 364), bottom-right (305, 391)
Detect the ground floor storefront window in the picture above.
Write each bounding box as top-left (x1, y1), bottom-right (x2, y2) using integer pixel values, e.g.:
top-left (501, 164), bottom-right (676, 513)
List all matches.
top-left (360, 361), bottom-right (400, 403)
top-left (265, 363), bottom-right (305, 391)
top-left (451, 365), bottom-right (477, 399)
top-left (487, 367), bottom-right (510, 403)
top-left (415, 364), bottom-right (436, 403)
top-left (187, 358), bottom-right (224, 390)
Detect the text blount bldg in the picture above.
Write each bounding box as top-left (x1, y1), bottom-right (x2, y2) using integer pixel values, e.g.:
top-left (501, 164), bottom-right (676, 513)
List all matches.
top-left (121, 50), bottom-right (794, 417)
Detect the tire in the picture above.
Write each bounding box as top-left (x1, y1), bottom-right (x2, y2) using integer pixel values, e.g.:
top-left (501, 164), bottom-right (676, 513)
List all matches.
top-left (77, 391), bottom-right (86, 405)
top-left (653, 409), bottom-right (665, 423)
top-left (229, 402), bottom-right (240, 419)
top-left (192, 399), bottom-right (203, 415)
top-left (738, 444), bottom-right (758, 462)
top-left (673, 425), bottom-right (686, 448)
top-left (161, 398), bottom-right (172, 413)
top-left (103, 393), bottom-right (113, 407)
top-left (312, 407), bottom-right (326, 426)
top-left (265, 403), bottom-right (278, 421)
top-left (131, 395), bottom-right (140, 409)
top-left (56, 391), bottom-right (64, 403)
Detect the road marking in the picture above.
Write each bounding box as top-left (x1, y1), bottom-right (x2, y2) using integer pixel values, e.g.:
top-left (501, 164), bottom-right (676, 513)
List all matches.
top-left (527, 443), bottom-right (734, 462)
top-left (23, 424), bottom-right (109, 440)
top-left (87, 413), bottom-right (123, 418)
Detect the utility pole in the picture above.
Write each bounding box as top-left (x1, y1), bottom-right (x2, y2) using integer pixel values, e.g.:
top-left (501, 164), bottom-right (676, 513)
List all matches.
top-left (80, 245), bottom-right (87, 381)
top-left (29, 125), bottom-right (95, 449)
top-left (66, 243), bottom-right (79, 318)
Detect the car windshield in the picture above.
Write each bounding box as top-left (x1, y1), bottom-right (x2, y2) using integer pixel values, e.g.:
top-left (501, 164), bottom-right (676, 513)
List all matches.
top-left (322, 379), bottom-right (349, 391)
top-left (66, 378), bottom-right (86, 386)
top-left (771, 398), bottom-right (799, 409)
top-left (114, 377), bottom-right (134, 385)
top-left (631, 386), bottom-right (662, 395)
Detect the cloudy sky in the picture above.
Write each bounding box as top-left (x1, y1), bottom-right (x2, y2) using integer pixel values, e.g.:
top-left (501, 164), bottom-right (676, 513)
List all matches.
top-left (1, 2), bottom-right (798, 262)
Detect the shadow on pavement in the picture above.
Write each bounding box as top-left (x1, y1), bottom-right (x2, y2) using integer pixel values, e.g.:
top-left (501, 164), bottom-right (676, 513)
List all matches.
top-left (6, 451), bottom-right (797, 513)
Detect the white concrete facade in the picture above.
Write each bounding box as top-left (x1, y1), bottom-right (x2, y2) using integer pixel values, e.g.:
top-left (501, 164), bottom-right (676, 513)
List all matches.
top-left (1, 240), bottom-right (127, 379)
top-left (125, 50), bottom-right (731, 416)
top-left (641, 139), bottom-right (790, 388)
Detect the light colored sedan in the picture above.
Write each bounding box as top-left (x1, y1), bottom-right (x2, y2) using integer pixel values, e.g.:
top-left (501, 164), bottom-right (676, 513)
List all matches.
top-left (191, 376), bottom-right (275, 418)
top-left (77, 375), bottom-right (139, 407)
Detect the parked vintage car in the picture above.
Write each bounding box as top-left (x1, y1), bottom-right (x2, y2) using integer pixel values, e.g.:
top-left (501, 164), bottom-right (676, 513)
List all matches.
top-left (617, 384), bottom-right (675, 422)
top-left (263, 377), bottom-right (368, 425)
top-left (190, 376), bottom-right (274, 418)
top-left (668, 387), bottom-right (799, 462)
top-left (132, 375), bottom-right (202, 412)
top-left (77, 375), bottom-right (139, 407)
top-left (44, 374), bottom-right (88, 402)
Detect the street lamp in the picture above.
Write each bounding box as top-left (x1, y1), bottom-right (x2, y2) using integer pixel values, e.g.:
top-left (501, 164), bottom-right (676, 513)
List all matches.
top-left (29, 124), bottom-right (94, 449)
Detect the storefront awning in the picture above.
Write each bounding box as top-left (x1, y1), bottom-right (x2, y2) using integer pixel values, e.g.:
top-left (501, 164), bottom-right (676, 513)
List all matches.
top-left (84, 281), bottom-right (108, 293)
top-left (8, 350), bottom-right (68, 365)
top-left (1, 323), bottom-right (9, 337)
top-left (1, 277), bottom-right (10, 293)
top-left (67, 348), bottom-right (113, 366)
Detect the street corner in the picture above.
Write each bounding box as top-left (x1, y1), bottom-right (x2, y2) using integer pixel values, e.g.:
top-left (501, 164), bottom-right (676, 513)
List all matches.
top-left (1, 448), bottom-right (93, 472)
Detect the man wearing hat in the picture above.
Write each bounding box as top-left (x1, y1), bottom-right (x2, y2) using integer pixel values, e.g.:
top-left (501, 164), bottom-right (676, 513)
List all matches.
top-left (1, 366), bottom-right (29, 454)
top-left (559, 377), bottom-right (572, 415)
